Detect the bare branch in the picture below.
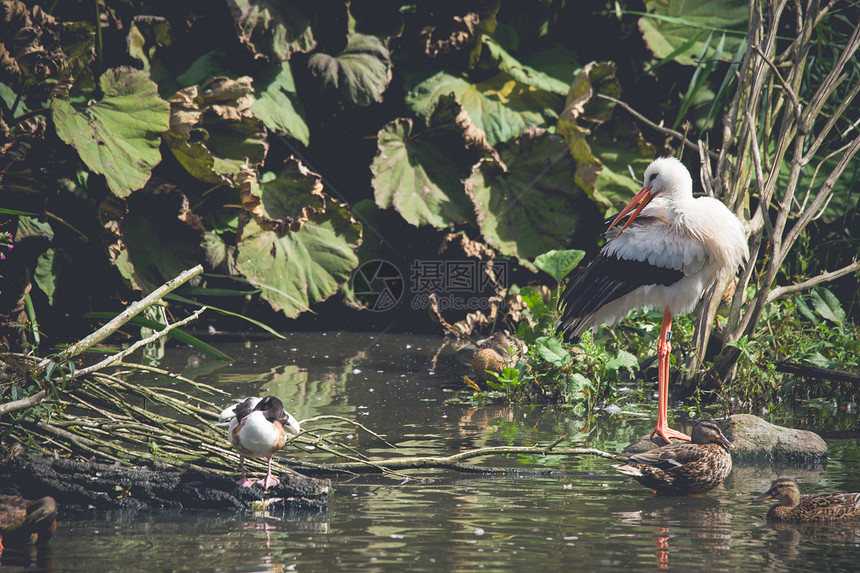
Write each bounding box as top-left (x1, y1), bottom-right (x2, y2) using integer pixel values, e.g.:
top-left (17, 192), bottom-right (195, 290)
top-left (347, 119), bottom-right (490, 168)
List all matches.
top-left (74, 307), bottom-right (207, 378)
top-left (596, 94), bottom-right (719, 160)
top-left (48, 264), bottom-right (204, 366)
top-left (751, 44), bottom-right (802, 116)
top-left (0, 389), bottom-right (47, 416)
top-left (766, 260), bottom-right (860, 304)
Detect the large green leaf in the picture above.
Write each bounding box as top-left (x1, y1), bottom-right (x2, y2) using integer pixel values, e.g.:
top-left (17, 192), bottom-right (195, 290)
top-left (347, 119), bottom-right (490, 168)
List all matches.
top-left (251, 61), bottom-right (310, 144)
top-left (164, 77), bottom-right (268, 184)
top-left (236, 205), bottom-right (362, 318)
top-left (227, 0), bottom-right (317, 62)
top-left (809, 287), bottom-right (846, 325)
top-left (520, 43), bottom-right (581, 89)
top-left (535, 336), bottom-right (570, 368)
top-left (370, 99), bottom-right (488, 229)
top-left (481, 36), bottom-right (571, 95)
top-left (534, 249), bottom-right (585, 282)
top-left (406, 70), bottom-right (561, 146)
top-left (465, 127), bottom-right (584, 269)
top-left (238, 157), bottom-right (326, 234)
top-left (307, 33), bottom-right (392, 106)
top-left (638, 0), bottom-right (748, 66)
top-left (52, 67), bottom-right (170, 198)
top-left (557, 62), bottom-right (655, 216)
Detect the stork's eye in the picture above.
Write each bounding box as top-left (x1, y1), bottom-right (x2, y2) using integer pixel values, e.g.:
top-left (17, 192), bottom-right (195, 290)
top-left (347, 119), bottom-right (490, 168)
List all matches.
top-left (649, 173), bottom-right (658, 182)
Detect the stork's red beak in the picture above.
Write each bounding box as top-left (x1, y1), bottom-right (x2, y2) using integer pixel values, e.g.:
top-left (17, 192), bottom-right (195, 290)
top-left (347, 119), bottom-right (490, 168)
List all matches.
top-left (607, 186), bottom-right (655, 236)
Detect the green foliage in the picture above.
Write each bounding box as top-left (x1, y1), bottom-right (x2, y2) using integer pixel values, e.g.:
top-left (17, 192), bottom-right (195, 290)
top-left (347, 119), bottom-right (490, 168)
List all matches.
top-left (465, 128), bottom-right (585, 268)
top-left (725, 289), bottom-right (860, 412)
top-left (308, 33), bottom-right (392, 106)
top-left (52, 68), bottom-right (171, 198)
top-left (637, 0), bottom-right (749, 66)
top-left (533, 249), bottom-right (585, 282)
top-left (0, 0), bottom-right (855, 395)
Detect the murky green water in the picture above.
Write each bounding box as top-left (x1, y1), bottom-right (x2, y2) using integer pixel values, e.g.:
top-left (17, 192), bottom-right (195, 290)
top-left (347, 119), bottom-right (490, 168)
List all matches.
top-left (7, 333), bottom-right (860, 572)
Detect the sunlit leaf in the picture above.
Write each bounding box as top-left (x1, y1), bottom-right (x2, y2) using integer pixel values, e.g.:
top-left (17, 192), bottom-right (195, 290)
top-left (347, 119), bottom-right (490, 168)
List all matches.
top-left (535, 336), bottom-right (570, 368)
top-left (235, 162), bottom-right (362, 317)
top-left (307, 33), bottom-right (392, 106)
top-left (638, 0), bottom-right (748, 66)
top-left (534, 249), bottom-right (585, 281)
top-left (52, 67), bottom-right (170, 197)
top-left (465, 127), bottom-right (585, 268)
top-left (238, 157), bottom-right (326, 234)
top-left (164, 77), bottom-right (268, 184)
top-left (482, 36), bottom-right (571, 95)
top-left (809, 287), bottom-right (845, 325)
top-left (406, 70), bottom-right (561, 146)
top-left (251, 61), bottom-right (310, 144)
top-left (605, 350), bottom-right (639, 374)
top-left (370, 93), bottom-right (498, 228)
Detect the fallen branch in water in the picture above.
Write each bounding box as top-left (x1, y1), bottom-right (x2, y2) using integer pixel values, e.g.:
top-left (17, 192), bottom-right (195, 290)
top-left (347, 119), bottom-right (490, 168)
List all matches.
top-left (775, 361), bottom-right (860, 384)
top-left (288, 444), bottom-right (628, 476)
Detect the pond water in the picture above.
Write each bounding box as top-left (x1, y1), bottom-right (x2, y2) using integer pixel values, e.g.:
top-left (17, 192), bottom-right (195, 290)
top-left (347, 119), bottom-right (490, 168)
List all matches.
top-left (6, 332), bottom-right (860, 572)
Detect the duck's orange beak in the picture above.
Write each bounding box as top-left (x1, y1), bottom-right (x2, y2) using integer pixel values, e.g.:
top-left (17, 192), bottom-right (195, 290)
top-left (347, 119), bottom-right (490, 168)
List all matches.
top-left (607, 186), bottom-right (655, 236)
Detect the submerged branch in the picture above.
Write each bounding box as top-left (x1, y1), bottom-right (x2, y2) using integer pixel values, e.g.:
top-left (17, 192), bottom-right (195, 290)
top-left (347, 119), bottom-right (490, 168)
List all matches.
top-left (294, 445), bottom-right (628, 474)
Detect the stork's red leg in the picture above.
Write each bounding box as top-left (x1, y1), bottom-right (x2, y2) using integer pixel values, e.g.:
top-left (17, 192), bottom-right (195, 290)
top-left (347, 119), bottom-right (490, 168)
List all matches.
top-left (650, 308), bottom-right (691, 443)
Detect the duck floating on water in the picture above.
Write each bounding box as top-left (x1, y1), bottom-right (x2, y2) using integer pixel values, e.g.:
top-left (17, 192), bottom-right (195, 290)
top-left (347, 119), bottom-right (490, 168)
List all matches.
top-left (0, 495), bottom-right (57, 552)
top-left (218, 396), bottom-right (301, 488)
top-left (613, 420), bottom-right (734, 495)
top-left (755, 478), bottom-right (860, 522)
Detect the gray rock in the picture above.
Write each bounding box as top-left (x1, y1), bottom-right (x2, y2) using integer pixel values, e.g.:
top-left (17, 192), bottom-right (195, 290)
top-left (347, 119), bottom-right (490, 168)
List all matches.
top-left (624, 415), bottom-right (827, 466)
top-left (722, 414), bottom-right (827, 464)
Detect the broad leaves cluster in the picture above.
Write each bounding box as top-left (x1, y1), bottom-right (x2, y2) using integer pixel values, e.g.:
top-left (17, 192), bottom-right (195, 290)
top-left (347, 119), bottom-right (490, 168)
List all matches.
top-left (0, 0), bottom-right (767, 329)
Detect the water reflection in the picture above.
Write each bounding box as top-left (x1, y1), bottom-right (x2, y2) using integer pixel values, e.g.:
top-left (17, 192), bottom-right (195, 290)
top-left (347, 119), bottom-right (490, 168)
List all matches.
top-left (35, 333), bottom-right (860, 572)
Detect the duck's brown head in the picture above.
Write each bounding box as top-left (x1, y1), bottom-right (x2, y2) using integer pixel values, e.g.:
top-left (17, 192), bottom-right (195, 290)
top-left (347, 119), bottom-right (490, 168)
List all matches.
top-left (690, 420), bottom-right (734, 450)
top-left (754, 478), bottom-right (801, 508)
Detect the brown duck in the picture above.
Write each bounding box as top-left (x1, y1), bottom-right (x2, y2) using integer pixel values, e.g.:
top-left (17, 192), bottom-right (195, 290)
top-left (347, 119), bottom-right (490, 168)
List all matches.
top-left (755, 478), bottom-right (860, 522)
top-left (613, 420), bottom-right (734, 495)
top-left (0, 495), bottom-right (57, 551)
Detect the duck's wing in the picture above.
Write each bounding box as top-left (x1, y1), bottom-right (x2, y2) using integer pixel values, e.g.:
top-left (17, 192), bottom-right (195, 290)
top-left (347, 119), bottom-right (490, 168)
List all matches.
top-left (626, 443), bottom-right (703, 471)
top-left (217, 397), bottom-right (261, 425)
top-left (799, 492), bottom-right (860, 518)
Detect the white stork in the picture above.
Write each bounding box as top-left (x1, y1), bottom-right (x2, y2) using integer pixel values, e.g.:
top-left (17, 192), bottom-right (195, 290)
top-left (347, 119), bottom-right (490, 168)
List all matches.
top-left (558, 157), bottom-right (748, 443)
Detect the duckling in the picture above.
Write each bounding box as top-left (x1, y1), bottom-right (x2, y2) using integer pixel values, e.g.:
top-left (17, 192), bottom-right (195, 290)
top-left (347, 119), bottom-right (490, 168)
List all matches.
top-left (0, 495), bottom-right (57, 552)
top-left (613, 420), bottom-right (734, 495)
top-left (755, 478), bottom-right (860, 522)
top-left (218, 396), bottom-right (301, 488)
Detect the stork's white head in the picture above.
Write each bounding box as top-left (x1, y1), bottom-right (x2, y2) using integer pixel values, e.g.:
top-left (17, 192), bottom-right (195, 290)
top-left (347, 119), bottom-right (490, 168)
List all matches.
top-left (642, 157), bottom-right (693, 201)
top-left (608, 157), bottom-right (693, 235)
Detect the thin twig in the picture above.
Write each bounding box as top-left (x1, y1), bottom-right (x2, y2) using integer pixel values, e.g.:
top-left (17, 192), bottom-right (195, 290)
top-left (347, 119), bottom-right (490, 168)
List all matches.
top-left (50, 265), bottom-right (204, 366)
top-left (74, 308), bottom-right (207, 377)
top-left (597, 94), bottom-right (720, 160)
top-left (766, 260), bottom-right (860, 303)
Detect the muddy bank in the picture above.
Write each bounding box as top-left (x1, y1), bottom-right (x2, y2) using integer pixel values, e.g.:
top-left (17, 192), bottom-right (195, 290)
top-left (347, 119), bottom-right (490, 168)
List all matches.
top-left (1, 456), bottom-right (330, 513)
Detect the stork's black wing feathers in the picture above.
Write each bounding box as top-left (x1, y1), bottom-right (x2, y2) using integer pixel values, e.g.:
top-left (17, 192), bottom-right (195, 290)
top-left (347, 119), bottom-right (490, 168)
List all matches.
top-left (557, 252), bottom-right (684, 342)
